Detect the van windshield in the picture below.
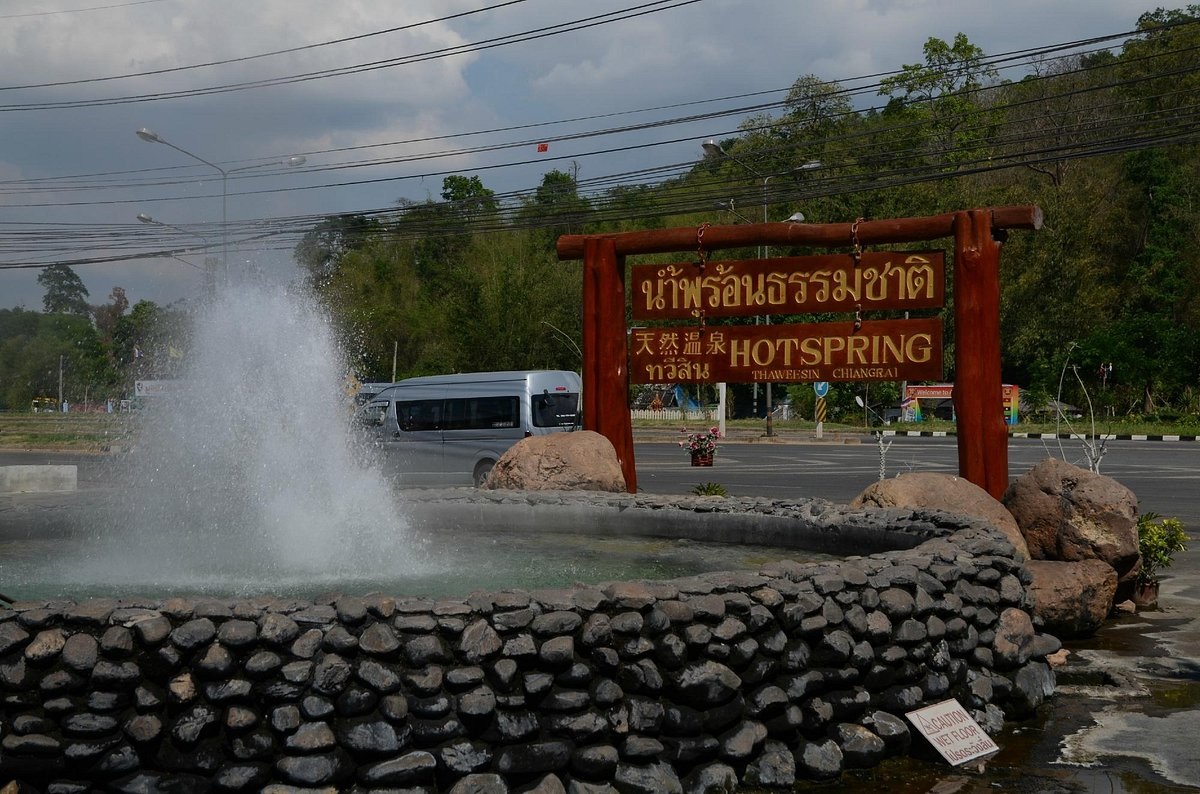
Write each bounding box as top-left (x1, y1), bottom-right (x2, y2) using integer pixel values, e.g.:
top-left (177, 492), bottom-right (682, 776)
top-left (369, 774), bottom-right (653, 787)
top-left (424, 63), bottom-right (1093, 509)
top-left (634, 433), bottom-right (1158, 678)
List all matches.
top-left (533, 392), bottom-right (580, 428)
top-left (353, 402), bottom-right (388, 429)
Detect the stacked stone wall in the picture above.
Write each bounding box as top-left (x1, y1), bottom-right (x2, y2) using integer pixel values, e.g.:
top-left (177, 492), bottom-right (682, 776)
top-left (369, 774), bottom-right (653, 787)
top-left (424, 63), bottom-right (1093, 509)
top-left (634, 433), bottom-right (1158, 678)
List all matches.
top-left (0, 494), bottom-right (1059, 792)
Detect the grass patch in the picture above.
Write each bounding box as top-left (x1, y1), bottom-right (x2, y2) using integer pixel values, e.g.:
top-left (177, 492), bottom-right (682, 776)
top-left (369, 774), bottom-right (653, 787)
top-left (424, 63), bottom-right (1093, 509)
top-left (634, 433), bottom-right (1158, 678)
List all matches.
top-left (0, 413), bottom-right (134, 451)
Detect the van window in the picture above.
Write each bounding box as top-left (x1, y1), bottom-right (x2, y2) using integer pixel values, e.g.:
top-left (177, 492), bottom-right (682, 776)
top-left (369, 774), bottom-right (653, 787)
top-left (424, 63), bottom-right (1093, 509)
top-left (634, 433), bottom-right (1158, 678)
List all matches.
top-left (442, 396), bottom-right (520, 430)
top-left (533, 391), bottom-right (580, 428)
top-left (397, 400), bottom-right (442, 431)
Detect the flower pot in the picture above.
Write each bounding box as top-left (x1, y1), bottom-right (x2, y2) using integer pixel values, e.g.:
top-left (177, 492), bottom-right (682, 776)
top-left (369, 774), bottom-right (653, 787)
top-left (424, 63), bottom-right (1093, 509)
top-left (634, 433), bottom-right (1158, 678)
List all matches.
top-left (1131, 581), bottom-right (1159, 609)
top-left (690, 453), bottom-right (714, 467)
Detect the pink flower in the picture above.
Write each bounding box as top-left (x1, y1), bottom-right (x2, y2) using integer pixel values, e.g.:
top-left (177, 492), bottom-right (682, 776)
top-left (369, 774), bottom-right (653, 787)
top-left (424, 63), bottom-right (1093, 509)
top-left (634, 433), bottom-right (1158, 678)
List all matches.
top-left (679, 427), bottom-right (720, 457)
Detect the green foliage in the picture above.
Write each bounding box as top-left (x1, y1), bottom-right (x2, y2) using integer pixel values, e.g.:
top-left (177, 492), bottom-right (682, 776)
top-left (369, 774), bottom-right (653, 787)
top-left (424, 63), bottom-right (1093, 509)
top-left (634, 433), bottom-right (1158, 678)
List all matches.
top-left (441, 174), bottom-right (498, 219)
top-left (294, 214), bottom-right (384, 287)
top-left (37, 264), bottom-right (90, 317)
top-left (0, 310), bottom-right (115, 410)
top-left (878, 33), bottom-right (1000, 168)
top-left (289, 16), bottom-right (1200, 416)
top-left (300, 179), bottom-right (584, 382)
top-left (0, 292), bottom-right (191, 410)
top-left (691, 482), bottom-right (728, 497)
top-left (1137, 512), bottom-right (1189, 584)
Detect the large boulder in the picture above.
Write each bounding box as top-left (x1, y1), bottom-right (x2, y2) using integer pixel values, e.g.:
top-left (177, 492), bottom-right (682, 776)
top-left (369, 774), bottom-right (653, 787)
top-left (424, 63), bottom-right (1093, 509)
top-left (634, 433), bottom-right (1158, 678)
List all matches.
top-left (850, 472), bottom-right (1029, 559)
top-left (1002, 459), bottom-right (1139, 590)
top-left (1026, 559), bottom-right (1118, 638)
top-left (485, 431), bottom-right (626, 492)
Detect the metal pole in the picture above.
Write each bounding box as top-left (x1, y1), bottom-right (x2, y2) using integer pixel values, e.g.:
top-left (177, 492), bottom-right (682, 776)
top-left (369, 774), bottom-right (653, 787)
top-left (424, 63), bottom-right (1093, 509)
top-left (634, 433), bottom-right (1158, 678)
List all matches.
top-left (136, 130), bottom-right (230, 284)
top-left (763, 175), bottom-right (774, 437)
top-left (221, 174), bottom-right (228, 285)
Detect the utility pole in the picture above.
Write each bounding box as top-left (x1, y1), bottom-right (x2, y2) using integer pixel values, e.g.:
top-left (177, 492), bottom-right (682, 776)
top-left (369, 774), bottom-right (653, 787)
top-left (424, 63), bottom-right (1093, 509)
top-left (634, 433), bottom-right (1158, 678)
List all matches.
top-left (392, 341), bottom-right (398, 383)
top-left (58, 355), bottom-right (63, 412)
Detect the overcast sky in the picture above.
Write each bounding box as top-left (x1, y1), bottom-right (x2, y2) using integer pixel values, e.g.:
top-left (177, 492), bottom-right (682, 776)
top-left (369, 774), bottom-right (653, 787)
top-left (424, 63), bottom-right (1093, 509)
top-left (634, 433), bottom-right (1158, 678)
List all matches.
top-left (0, 0), bottom-right (1186, 311)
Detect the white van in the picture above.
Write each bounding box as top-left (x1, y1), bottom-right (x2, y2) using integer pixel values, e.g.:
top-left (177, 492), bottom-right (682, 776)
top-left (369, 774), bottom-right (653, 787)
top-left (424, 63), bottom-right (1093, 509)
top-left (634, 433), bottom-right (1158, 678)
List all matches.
top-left (353, 370), bottom-right (582, 486)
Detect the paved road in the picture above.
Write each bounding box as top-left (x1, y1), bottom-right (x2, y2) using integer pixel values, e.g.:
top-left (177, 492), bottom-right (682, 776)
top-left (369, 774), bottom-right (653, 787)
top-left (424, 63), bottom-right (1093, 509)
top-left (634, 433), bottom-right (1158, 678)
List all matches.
top-left (633, 436), bottom-right (1200, 528)
top-left (5, 437), bottom-right (1200, 527)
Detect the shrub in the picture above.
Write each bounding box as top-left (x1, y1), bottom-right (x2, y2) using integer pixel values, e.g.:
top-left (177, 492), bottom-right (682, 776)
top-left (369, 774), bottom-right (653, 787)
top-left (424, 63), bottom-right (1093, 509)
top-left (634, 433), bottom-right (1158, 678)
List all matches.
top-left (1137, 512), bottom-right (1188, 585)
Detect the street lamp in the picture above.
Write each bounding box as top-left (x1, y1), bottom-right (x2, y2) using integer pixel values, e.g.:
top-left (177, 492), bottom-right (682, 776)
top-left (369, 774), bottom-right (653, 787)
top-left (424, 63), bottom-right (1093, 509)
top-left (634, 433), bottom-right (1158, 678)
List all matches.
top-left (138, 212), bottom-right (216, 292)
top-left (137, 212), bottom-right (210, 249)
top-left (702, 140), bottom-right (820, 255)
top-left (713, 200), bottom-right (755, 225)
top-left (135, 127), bottom-right (306, 283)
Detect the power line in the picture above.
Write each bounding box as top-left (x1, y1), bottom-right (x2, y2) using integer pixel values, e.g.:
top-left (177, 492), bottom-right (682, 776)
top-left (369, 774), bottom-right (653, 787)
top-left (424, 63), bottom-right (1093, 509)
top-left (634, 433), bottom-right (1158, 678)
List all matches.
top-left (3, 17), bottom-right (1198, 267)
top-left (0, 0), bottom-right (703, 111)
top-left (0, 0), bottom-right (530, 90)
top-left (0, 0), bottom-right (167, 21)
top-left (6, 42), bottom-right (1196, 214)
top-left (3, 20), bottom-right (1187, 197)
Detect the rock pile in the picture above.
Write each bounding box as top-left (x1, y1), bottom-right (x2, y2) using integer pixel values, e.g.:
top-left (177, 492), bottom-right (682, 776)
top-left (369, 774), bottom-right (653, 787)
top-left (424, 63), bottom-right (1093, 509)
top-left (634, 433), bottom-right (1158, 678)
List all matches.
top-left (853, 460), bottom-right (1143, 638)
top-left (1003, 458), bottom-right (1140, 636)
top-left (0, 496), bottom-right (1057, 791)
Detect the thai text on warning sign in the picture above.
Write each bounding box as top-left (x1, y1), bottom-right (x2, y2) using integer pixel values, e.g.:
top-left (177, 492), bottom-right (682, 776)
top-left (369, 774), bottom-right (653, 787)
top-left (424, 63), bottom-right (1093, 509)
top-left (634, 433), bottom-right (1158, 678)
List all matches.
top-left (905, 699), bottom-right (998, 765)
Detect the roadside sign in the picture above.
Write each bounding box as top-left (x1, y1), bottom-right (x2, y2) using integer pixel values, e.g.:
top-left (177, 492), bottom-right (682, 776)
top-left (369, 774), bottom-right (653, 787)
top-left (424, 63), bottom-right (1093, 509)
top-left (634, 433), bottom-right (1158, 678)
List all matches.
top-left (629, 318), bottom-right (943, 384)
top-left (906, 699), bottom-right (998, 766)
top-left (813, 381), bottom-right (830, 398)
top-left (134, 380), bottom-right (183, 397)
top-left (631, 251), bottom-right (946, 319)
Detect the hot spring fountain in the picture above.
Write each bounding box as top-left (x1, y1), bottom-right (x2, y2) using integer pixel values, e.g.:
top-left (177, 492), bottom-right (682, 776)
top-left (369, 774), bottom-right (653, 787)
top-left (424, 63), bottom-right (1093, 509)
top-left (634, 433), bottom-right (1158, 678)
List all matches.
top-left (6, 284), bottom-right (829, 599)
top-left (25, 285), bottom-right (435, 596)
top-left (0, 283), bottom-right (1058, 791)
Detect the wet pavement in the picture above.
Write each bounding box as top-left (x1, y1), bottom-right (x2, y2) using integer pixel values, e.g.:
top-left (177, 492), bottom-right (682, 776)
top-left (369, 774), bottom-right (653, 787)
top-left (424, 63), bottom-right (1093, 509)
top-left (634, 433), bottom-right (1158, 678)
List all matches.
top-left (786, 515), bottom-right (1200, 793)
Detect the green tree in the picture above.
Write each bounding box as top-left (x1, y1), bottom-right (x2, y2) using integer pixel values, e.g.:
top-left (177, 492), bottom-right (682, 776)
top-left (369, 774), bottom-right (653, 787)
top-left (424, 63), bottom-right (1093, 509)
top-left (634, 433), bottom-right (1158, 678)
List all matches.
top-left (294, 214), bottom-right (384, 287)
top-left (520, 169), bottom-right (592, 246)
top-left (0, 311), bottom-right (115, 409)
top-left (438, 230), bottom-right (581, 373)
top-left (878, 33), bottom-right (999, 167)
top-left (441, 174), bottom-right (498, 222)
top-left (37, 264), bottom-right (91, 317)
top-left (1087, 148), bottom-right (1200, 413)
top-left (92, 287), bottom-right (129, 347)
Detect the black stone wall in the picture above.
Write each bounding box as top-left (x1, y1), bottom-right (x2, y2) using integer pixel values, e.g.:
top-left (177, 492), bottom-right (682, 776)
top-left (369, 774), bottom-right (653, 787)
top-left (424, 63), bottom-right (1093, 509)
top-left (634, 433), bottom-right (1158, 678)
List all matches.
top-left (0, 497), bottom-right (1059, 792)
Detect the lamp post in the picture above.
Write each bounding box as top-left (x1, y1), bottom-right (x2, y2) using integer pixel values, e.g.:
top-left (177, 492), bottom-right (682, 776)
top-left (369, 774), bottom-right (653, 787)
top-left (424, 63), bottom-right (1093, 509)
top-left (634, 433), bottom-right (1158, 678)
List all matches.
top-left (137, 212), bottom-right (210, 249)
top-left (136, 127), bottom-right (305, 283)
top-left (137, 212), bottom-right (215, 291)
top-left (702, 140), bottom-right (820, 435)
top-left (713, 200), bottom-right (755, 225)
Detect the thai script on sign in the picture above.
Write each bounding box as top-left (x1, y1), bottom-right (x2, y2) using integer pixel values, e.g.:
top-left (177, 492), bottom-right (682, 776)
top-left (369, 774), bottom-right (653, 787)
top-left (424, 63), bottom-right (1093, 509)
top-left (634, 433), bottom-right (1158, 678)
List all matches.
top-left (631, 251), bottom-right (944, 320)
top-left (629, 318), bottom-right (943, 384)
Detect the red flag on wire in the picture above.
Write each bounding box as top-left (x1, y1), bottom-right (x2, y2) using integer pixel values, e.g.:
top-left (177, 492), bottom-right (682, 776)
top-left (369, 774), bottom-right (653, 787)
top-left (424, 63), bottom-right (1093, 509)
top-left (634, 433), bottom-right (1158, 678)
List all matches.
top-left (536, 143), bottom-right (549, 153)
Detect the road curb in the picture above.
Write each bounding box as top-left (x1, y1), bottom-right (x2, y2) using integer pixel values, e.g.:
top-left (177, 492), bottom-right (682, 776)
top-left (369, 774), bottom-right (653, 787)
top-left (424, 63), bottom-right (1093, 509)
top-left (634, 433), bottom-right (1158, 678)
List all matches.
top-left (633, 430), bottom-right (1200, 444)
top-left (878, 430), bottom-right (1200, 442)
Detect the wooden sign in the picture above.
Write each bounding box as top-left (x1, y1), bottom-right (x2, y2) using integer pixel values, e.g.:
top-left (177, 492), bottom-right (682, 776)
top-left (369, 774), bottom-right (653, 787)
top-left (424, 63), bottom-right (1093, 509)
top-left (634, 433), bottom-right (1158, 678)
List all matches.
top-left (632, 251), bottom-right (945, 320)
top-left (906, 699), bottom-right (999, 766)
top-left (629, 317), bottom-right (942, 384)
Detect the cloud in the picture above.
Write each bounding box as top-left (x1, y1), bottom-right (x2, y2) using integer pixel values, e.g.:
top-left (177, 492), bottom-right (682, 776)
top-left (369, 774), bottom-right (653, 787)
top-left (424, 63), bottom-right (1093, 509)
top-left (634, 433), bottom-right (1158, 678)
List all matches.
top-left (0, 0), bottom-right (1187, 309)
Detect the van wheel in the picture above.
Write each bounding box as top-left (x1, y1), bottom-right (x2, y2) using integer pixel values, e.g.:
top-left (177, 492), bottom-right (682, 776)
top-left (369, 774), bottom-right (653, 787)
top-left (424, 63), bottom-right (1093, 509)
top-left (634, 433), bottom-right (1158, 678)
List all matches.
top-left (473, 460), bottom-right (495, 488)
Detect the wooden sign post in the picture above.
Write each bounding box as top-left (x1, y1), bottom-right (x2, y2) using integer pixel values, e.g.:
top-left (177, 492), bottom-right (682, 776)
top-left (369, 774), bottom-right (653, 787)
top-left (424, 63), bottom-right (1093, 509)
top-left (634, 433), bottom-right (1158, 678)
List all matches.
top-left (559, 206), bottom-right (1042, 497)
